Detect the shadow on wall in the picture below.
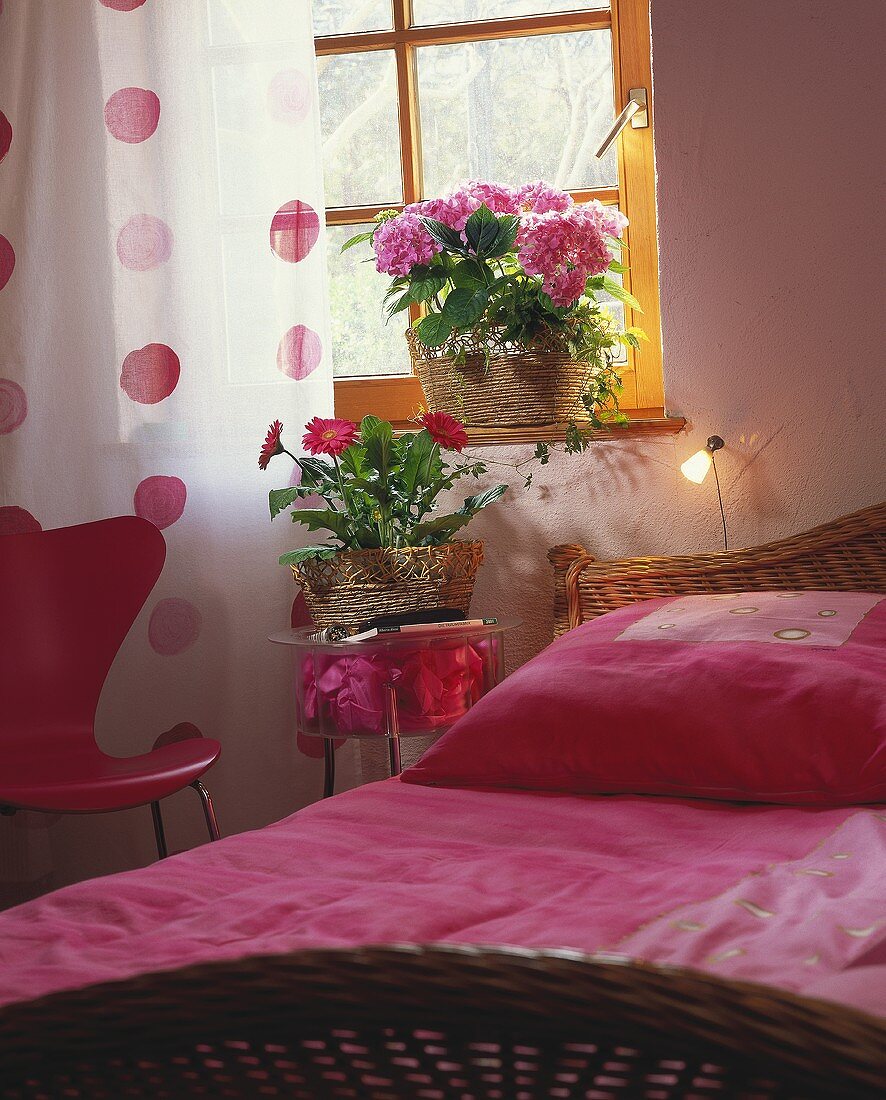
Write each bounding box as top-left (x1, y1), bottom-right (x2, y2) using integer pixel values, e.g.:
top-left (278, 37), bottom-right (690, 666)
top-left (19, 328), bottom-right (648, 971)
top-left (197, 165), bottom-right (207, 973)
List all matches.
top-left (462, 436), bottom-right (691, 670)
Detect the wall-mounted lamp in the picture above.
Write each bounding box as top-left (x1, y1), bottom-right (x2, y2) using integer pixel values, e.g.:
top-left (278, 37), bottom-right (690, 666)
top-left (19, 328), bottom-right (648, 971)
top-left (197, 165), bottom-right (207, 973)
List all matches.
top-left (595, 88), bottom-right (649, 160)
top-left (680, 435), bottom-right (724, 484)
top-left (681, 435), bottom-right (729, 550)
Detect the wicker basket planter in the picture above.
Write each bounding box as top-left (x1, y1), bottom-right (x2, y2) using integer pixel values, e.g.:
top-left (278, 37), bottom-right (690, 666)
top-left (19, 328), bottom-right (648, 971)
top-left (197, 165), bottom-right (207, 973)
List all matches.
top-left (407, 327), bottom-right (593, 428)
top-left (290, 541), bottom-right (484, 631)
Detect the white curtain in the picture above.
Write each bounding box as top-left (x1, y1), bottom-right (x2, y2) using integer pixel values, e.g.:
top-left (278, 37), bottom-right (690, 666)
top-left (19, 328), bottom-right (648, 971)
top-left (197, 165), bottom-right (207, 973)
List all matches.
top-left (0, 0), bottom-right (338, 901)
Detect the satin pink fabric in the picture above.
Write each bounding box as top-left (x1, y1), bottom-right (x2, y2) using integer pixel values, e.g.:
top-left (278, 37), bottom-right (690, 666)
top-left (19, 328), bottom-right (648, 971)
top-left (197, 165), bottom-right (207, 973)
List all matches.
top-left (404, 594), bottom-right (886, 804)
top-left (301, 642), bottom-right (488, 736)
top-left (0, 781), bottom-right (882, 1016)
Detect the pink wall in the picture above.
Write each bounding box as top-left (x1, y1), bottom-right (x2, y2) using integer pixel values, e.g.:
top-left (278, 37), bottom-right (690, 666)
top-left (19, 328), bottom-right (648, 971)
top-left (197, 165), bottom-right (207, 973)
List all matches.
top-left (471, 0), bottom-right (886, 669)
top-left (653, 0), bottom-right (885, 529)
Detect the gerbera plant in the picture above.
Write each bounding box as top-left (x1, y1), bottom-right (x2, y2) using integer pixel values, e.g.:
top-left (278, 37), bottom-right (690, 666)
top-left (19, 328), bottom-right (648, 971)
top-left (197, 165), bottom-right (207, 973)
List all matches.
top-left (259, 413), bottom-right (507, 565)
top-left (343, 179), bottom-right (646, 451)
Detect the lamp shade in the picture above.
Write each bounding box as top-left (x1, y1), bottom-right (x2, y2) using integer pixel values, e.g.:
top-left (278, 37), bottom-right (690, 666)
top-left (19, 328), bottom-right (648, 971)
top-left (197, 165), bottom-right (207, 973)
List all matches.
top-left (681, 448), bottom-right (713, 484)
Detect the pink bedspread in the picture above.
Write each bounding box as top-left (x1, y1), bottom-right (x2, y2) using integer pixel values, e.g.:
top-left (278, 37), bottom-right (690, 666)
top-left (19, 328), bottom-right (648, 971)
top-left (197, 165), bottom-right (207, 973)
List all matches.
top-left (1, 780), bottom-right (884, 1015)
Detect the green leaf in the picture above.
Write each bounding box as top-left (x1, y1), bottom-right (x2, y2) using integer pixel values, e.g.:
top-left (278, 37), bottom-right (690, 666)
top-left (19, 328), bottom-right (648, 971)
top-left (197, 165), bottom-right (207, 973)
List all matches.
top-left (340, 230), bottom-right (374, 253)
top-left (278, 546), bottom-right (340, 566)
top-left (399, 429), bottom-right (441, 498)
top-left (607, 259), bottom-right (626, 275)
top-left (360, 415), bottom-right (393, 480)
top-left (449, 258), bottom-right (488, 290)
top-left (600, 277), bottom-right (643, 312)
top-left (289, 509), bottom-right (354, 544)
top-left (463, 204), bottom-right (500, 254)
top-left (408, 271), bottom-right (448, 303)
top-left (417, 216), bottom-right (467, 254)
top-left (459, 483), bottom-right (508, 515)
top-left (409, 512), bottom-right (473, 545)
top-left (339, 443), bottom-right (369, 479)
top-left (415, 313), bottom-right (454, 348)
top-left (386, 291), bottom-right (414, 317)
top-left (269, 487), bottom-right (300, 520)
top-left (297, 456), bottom-right (337, 488)
top-left (486, 215), bottom-right (520, 259)
top-left (441, 286), bottom-right (489, 328)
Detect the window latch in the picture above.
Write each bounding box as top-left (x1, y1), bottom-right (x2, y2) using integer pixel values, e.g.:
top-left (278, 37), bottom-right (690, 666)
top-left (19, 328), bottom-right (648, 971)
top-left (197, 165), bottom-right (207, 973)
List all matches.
top-left (594, 88), bottom-right (649, 160)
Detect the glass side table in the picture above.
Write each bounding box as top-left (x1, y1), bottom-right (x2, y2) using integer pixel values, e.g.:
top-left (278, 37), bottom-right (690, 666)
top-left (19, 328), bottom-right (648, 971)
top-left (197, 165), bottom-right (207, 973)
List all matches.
top-left (269, 619), bottom-right (520, 797)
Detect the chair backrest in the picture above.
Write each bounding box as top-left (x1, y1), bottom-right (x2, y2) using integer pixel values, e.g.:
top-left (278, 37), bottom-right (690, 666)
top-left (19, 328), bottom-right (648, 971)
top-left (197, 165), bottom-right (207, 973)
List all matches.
top-left (0, 516), bottom-right (165, 752)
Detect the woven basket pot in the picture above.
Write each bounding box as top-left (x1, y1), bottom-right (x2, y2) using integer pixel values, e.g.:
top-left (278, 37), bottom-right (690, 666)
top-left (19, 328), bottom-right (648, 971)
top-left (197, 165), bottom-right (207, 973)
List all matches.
top-left (290, 541), bottom-right (484, 631)
top-left (406, 327), bottom-right (593, 427)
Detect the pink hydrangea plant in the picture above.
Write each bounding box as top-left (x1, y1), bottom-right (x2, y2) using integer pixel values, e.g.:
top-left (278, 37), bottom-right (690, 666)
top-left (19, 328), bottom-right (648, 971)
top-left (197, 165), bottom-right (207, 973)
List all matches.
top-left (373, 210), bottom-right (441, 276)
top-left (517, 200), bottom-right (627, 307)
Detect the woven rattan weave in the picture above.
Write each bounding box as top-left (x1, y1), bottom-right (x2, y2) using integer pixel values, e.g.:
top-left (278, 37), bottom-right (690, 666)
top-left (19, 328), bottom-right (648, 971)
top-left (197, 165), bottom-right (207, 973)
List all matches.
top-left (290, 540), bottom-right (484, 630)
top-left (1, 943), bottom-right (883, 1099)
top-left (406, 327), bottom-right (594, 427)
top-left (550, 501), bottom-right (886, 635)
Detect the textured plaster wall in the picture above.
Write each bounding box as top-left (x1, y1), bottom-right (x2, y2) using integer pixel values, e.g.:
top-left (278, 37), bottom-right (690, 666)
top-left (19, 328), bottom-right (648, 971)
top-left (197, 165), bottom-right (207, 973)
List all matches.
top-left (466, 0), bottom-right (886, 672)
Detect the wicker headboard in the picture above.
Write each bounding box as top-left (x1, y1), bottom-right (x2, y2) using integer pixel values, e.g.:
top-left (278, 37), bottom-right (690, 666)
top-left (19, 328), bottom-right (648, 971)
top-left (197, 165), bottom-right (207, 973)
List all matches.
top-left (549, 502), bottom-right (886, 636)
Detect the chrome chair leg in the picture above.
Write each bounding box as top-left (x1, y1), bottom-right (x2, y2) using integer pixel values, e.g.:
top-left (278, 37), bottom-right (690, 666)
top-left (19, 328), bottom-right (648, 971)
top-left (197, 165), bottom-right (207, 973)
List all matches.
top-left (151, 801), bottom-right (168, 860)
top-left (191, 780), bottom-right (220, 842)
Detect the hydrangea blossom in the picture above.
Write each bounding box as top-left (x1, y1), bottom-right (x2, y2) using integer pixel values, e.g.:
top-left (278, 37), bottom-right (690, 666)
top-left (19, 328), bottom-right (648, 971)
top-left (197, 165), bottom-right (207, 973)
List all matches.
top-left (517, 201), bottom-right (628, 307)
top-left (407, 180), bottom-right (521, 232)
top-left (372, 181), bottom-right (627, 307)
top-left (373, 211), bottom-right (441, 276)
top-left (517, 180), bottom-right (573, 214)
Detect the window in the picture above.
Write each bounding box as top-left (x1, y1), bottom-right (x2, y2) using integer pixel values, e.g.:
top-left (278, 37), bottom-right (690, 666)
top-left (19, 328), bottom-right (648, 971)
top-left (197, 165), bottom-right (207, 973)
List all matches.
top-left (314, 0), bottom-right (663, 434)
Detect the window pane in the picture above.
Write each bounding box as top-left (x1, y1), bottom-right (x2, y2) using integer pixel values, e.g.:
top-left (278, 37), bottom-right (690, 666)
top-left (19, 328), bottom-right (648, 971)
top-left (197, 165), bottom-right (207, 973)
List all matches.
top-left (416, 31), bottom-right (617, 195)
top-left (318, 51), bottom-right (402, 208)
top-left (327, 224), bottom-right (411, 378)
top-left (412, 0), bottom-right (608, 24)
top-left (312, 0), bottom-right (393, 37)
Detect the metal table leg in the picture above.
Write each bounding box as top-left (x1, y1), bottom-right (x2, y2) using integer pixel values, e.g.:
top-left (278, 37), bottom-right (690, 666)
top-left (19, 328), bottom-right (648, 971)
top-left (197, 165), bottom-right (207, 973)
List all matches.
top-left (323, 737), bottom-right (336, 798)
top-left (384, 682), bottom-right (402, 777)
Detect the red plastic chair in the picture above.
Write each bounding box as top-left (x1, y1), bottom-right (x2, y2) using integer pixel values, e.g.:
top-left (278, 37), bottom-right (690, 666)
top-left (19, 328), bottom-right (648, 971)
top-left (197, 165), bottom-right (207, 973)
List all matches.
top-left (0, 516), bottom-right (221, 861)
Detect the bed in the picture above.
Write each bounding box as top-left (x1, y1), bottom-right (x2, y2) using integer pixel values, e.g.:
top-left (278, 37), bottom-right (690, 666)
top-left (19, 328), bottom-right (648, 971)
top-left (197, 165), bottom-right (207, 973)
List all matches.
top-left (1, 502), bottom-right (884, 1099)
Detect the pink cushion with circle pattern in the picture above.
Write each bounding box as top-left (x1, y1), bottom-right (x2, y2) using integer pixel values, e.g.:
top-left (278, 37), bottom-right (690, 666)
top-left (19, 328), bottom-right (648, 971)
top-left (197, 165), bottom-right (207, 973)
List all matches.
top-left (402, 591), bottom-right (886, 806)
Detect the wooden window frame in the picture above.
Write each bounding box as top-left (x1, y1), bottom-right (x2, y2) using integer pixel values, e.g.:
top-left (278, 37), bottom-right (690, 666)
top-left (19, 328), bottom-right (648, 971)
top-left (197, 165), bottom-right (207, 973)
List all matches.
top-left (317, 0), bottom-right (667, 439)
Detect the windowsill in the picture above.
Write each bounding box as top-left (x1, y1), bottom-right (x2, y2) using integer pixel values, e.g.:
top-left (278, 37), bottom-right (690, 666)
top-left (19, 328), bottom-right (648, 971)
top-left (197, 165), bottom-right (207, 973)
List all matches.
top-left (334, 377), bottom-right (684, 444)
top-left (461, 414), bottom-right (686, 448)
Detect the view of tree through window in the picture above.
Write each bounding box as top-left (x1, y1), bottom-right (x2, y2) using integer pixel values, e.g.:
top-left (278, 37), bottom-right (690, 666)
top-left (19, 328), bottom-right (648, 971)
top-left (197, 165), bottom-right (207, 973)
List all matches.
top-left (314, 2), bottom-right (662, 421)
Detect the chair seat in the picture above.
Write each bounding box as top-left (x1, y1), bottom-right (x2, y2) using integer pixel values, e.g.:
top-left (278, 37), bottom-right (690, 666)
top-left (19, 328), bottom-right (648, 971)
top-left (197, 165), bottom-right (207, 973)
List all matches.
top-left (0, 738), bottom-right (221, 813)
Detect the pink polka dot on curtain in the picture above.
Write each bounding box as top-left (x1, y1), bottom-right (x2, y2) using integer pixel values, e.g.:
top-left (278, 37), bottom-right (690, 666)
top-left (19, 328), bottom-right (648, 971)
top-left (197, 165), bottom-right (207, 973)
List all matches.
top-left (120, 344), bottom-right (180, 404)
top-left (116, 214), bottom-right (173, 270)
top-left (0, 378), bottom-right (27, 433)
top-left (99, 0), bottom-right (148, 11)
top-left (0, 506), bottom-right (41, 536)
top-left (0, 235), bottom-right (14, 292)
top-left (148, 598), bottom-right (202, 655)
top-left (104, 88), bottom-right (160, 143)
top-left (277, 324), bottom-right (322, 380)
top-left (270, 200), bottom-right (319, 263)
top-left (0, 110), bottom-right (11, 164)
top-left (267, 70), bottom-right (311, 126)
top-left (134, 475), bottom-right (187, 529)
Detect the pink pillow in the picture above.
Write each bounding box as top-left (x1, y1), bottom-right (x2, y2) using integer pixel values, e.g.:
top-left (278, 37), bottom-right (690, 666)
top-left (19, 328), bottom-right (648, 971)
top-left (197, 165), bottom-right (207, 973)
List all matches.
top-left (402, 591), bottom-right (886, 805)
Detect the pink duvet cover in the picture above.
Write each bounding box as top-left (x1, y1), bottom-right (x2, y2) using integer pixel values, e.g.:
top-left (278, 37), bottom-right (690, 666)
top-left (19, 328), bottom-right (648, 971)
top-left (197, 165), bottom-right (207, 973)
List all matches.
top-left (0, 780), bottom-right (883, 1016)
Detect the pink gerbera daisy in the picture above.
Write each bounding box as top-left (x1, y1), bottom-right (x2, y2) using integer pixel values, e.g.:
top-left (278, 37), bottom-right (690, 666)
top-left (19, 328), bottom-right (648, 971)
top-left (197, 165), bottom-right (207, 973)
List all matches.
top-left (302, 416), bottom-right (358, 457)
top-left (258, 419), bottom-right (284, 470)
top-left (419, 411), bottom-right (468, 452)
